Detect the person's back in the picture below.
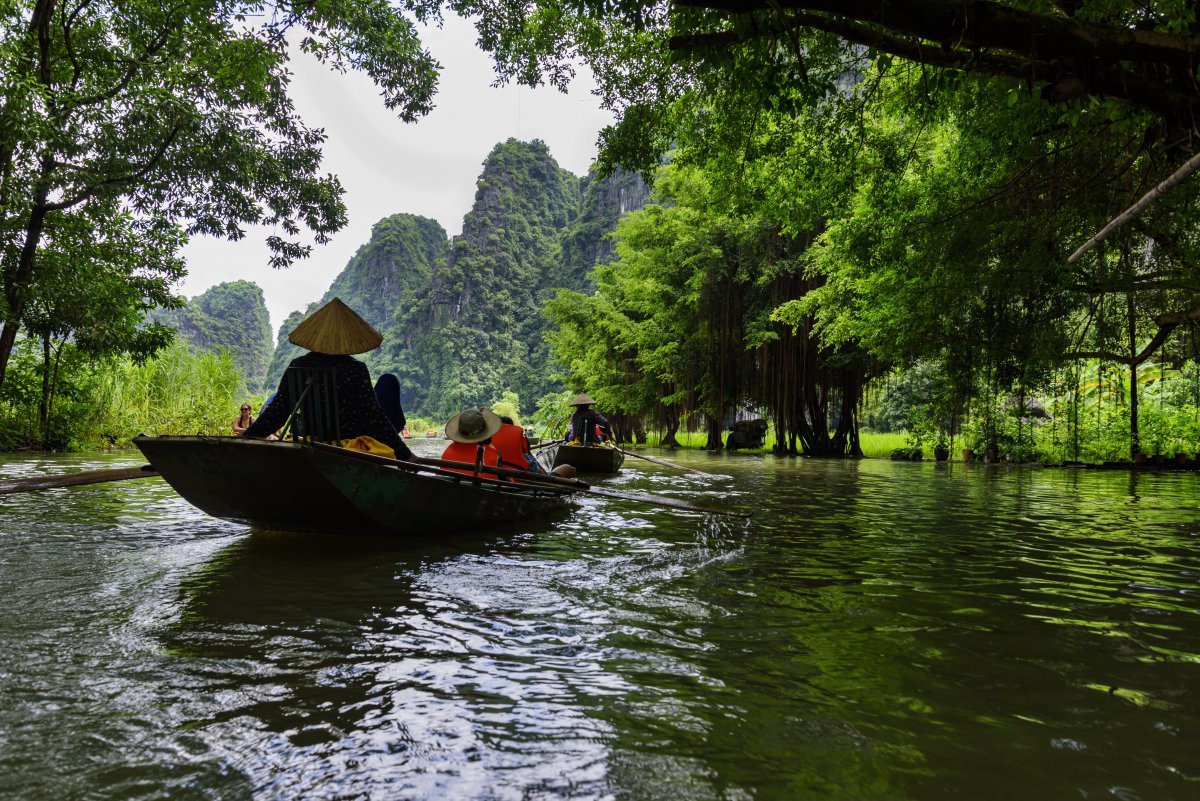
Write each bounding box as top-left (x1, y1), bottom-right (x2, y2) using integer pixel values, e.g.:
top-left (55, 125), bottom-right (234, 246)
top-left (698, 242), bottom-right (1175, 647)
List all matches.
top-left (440, 408), bottom-right (505, 479)
top-left (239, 298), bottom-right (411, 460)
top-left (492, 421), bottom-right (534, 472)
top-left (570, 408), bottom-right (608, 444)
top-left (244, 352), bottom-right (411, 459)
top-left (441, 440), bottom-right (501, 476)
top-left (565, 393), bottom-right (608, 444)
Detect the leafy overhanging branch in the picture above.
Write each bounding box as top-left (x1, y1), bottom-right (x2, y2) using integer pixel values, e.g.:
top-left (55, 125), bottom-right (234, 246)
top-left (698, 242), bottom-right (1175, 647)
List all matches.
top-left (669, 0), bottom-right (1200, 123)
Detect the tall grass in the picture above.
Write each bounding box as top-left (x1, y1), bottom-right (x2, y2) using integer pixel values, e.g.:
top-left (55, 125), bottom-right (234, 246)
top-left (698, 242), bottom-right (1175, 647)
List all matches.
top-left (90, 341), bottom-right (251, 444)
top-left (857, 431), bottom-right (909, 457)
top-left (635, 425), bottom-right (908, 457)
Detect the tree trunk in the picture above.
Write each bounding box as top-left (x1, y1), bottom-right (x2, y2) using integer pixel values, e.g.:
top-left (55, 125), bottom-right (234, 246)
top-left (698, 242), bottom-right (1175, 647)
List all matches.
top-left (661, 424), bottom-right (679, 448)
top-left (1072, 367), bottom-right (1081, 460)
top-left (1130, 360), bottom-right (1140, 460)
top-left (46, 336), bottom-right (65, 446)
top-left (704, 415), bottom-right (723, 450)
top-left (1129, 290), bottom-right (1140, 461)
top-left (39, 330), bottom-right (51, 446)
top-left (661, 407), bottom-right (679, 448)
top-left (0, 195), bottom-right (50, 392)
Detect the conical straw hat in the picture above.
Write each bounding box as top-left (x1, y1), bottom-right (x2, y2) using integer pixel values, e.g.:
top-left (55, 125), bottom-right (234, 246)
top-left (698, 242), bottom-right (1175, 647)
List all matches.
top-left (287, 297), bottom-right (382, 355)
top-left (568, 392), bottom-right (596, 407)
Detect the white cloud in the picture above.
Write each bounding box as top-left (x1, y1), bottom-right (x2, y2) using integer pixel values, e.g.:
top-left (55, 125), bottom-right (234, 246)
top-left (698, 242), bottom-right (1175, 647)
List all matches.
top-left (178, 14), bottom-right (613, 333)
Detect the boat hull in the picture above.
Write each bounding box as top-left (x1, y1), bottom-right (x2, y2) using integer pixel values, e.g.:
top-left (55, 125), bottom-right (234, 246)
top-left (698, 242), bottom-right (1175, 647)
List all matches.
top-left (550, 443), bottom-right (624, 474)
top-left (308, 445), bottom-right (570, 533)
top-left (134, 436), bottom-right (570, 536)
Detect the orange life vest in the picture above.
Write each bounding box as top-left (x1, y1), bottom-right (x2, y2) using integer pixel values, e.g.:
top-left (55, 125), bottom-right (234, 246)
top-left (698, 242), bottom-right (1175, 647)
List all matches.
top-left (491, 424), bottom-right (533, 472)
top-left (440, 441), bottom-right (502, 478)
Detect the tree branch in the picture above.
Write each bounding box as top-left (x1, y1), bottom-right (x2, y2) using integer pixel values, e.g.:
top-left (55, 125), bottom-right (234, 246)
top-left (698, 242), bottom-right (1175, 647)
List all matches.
top-left (674, 0), bottom-right (1200, 65)
top-left (670, 0), bottom-right (1200, 123)
top-left (1067, 149), bottom-right (1200, 263)
top-left (45, 123), bottom-right (184, 211)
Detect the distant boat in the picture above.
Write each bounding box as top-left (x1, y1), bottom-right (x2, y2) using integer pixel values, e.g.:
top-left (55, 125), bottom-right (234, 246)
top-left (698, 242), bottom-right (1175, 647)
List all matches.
top-left (546, 442), bottom-right (624, 474)
top-left (133, 436), bottom-right (571, 536)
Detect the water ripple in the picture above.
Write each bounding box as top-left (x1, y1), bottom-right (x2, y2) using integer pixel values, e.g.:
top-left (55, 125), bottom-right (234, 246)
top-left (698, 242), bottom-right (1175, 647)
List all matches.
top-left (1, 453), bottom-right (1199, 799)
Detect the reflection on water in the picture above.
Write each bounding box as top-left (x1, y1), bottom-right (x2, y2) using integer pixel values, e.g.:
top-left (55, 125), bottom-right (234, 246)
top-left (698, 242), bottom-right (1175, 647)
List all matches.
top-left (1, 451), bottom-right (1198, 800)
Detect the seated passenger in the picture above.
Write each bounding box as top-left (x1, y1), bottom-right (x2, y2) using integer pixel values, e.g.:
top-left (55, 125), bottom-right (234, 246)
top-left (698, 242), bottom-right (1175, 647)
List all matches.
top-left (440, 408), bottom-right (504, 478)
top-left (373, 372), bottom-right (406, 432)
top-left (495, 415), bottom-right (577, 478)
top-left (242, 298), bottom-right (412, 460)
top-left (232, 403), bottom-right (255, 435)
top-left (493, 415), bottom-right (537, 472)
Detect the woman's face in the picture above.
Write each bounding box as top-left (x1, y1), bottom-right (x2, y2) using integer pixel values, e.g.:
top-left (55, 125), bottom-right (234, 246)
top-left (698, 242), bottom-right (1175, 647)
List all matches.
top-left (241, 406), bottom-right (251, 414)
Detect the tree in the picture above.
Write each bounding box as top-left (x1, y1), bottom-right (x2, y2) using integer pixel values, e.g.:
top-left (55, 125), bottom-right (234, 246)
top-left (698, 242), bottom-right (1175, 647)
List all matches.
top-left (0, 0), bottom-right (441, 389)
top-left (19, 202), bottom-right (181, 445)
top-left (457, 1), bottom-right (1200, 162)
top-left (546, 163), bottom-right (870, 455)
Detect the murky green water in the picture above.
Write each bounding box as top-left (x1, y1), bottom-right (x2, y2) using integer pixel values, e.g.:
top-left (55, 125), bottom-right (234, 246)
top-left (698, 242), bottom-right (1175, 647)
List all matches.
top-left (1, 443), bottom-right (1197, 800)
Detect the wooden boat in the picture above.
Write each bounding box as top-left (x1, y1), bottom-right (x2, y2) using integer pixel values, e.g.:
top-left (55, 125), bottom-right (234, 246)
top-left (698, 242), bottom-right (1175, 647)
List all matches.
top-left (133, 435), bottom-right (572, 536)
top-left (548, 442), bottom-right (625, 474)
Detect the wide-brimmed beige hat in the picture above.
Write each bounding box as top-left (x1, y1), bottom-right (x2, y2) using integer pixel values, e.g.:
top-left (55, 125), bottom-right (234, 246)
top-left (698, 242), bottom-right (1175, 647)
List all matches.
top-left (287, 297), bottom-right (382, 355)
top-left (568, 393), bottom-right (596, 407)
top-left (445, 408), bottom-right (502, 443)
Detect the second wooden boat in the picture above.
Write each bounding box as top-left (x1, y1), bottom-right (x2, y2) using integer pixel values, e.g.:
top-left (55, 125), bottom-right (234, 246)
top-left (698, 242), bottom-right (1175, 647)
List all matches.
top-left (548, 442), bottom-right (625, 474)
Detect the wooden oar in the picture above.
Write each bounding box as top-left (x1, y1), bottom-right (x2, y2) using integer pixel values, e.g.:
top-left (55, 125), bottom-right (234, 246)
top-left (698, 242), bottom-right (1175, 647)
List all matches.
top-left (0, 464), bottom-right (158, 495)
top-left (311, 441), bottom-right (591, 490)
top-left (581, 486), bottom-right (751, 518)
top-left (618, 447), bottom-right (722, 477)
top-left (313, 443), bottom-right (751, 518)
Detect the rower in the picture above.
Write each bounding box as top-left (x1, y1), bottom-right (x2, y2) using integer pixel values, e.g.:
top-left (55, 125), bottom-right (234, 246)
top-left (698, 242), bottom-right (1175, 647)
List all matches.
top-left (242, 298), bottom-right (411, 460)
top-left (565, 393), bottom-right (610, 445)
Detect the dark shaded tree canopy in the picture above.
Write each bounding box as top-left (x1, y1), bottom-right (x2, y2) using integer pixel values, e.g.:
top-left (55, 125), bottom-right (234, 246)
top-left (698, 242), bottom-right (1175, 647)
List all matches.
top-left (0, 0), bottom-right (442, 389)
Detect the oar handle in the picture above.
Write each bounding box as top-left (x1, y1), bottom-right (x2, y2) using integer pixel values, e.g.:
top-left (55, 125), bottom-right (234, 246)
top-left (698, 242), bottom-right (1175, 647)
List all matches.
top-left (309, 442), bottom-right (591, 490)
top-left (618, 447), bottom-right (720, 477)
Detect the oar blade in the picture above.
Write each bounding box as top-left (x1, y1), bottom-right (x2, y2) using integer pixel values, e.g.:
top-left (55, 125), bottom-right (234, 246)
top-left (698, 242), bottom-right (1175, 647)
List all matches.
top-left (618, 448), bottom-right (724, 478)
top-left (583, 486), bottom-right (751, 518)
top-left (0, 465), bottom-right (158, 495)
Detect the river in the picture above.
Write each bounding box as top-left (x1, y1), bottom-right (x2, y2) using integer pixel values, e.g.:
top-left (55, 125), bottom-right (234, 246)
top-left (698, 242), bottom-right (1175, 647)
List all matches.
top-left (0, 442), bottom-right (1197, 800)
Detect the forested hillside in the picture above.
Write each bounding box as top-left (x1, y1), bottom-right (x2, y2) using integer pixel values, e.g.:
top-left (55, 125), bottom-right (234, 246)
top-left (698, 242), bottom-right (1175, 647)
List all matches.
top-left (264, 140), bottom-right (648, 419)
top-left (263, 214), bottom-right (447, 389)
top-left (155, 281), bottom-right (273, 391)
top-left (559, 168), bottom-right (651, 291)
top-left (387, 139), bottom-right (581, 418)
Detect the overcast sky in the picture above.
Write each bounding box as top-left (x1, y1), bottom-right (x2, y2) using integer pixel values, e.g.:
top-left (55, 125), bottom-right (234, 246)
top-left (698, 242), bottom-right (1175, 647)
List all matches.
top-left (178, 14), bottom-right (613, 334)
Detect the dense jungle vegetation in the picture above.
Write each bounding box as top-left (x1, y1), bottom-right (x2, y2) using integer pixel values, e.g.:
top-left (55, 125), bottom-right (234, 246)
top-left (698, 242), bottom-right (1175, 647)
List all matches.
top-left (6, 1), bottom-right (1200, 463)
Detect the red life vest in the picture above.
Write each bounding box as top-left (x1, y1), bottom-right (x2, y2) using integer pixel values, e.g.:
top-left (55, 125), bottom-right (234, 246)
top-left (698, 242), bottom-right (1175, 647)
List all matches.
top-left (440, 441), bottom-right (502, 477)
top-left (491, 424), bottom-right (533, 471)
